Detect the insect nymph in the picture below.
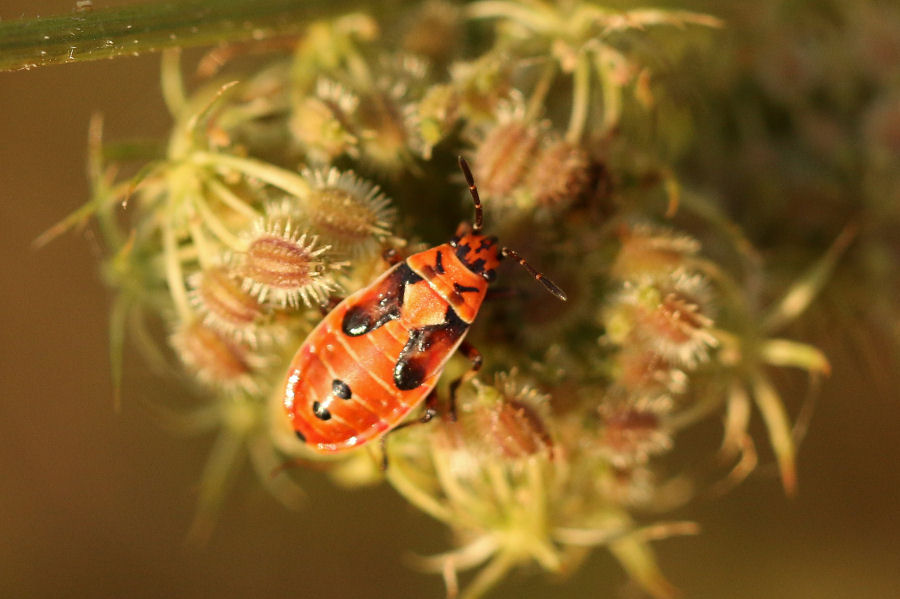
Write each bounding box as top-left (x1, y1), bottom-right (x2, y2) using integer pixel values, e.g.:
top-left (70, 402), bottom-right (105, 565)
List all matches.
top-left (282, 157), bottom-right (566, 453)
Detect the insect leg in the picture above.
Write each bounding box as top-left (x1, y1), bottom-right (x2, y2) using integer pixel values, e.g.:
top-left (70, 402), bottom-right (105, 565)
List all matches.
top-left (318, 295), bottom-right (343, 316)
top-left (379, 389), bottom-right (440, 470)
top-left (484, 286), bottom-right (517, 301)
top-left (381, 246), bottom-right (404, 266)
top-left (448, 341), bottom-right (483, 422)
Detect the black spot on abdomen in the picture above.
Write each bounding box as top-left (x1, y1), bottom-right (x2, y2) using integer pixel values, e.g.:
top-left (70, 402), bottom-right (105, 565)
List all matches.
top-left (332, 379), bottom-right (351, 399)
top-left (342, 305), bottom-right (373, 336)
top-left (312, 401), bottom-right (332, 421)
top-left (394, 358), bottom-right (426, 390)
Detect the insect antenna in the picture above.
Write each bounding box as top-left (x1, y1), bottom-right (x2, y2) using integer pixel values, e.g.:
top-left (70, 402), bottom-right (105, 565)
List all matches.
top-left (501, 247), bottom-right (568, 301)
top-left (458, 156), bottom-right (484, 233)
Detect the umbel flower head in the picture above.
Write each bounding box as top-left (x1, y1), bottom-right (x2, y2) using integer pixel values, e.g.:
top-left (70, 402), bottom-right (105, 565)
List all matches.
top-left (384, 370), bottom-right (698, 599)
top-left (47, 4), bottom-right (841, 599)
top-left (471, 110), bottom-right (541, 201)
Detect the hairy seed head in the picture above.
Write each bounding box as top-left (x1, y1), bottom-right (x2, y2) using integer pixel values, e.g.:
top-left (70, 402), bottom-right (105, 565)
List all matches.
top-left (472, 120), bottom-right (540, 200)
top-left (302, 167), bottom-right (395, 256)
top-left (291, 79), bottom-right (359, 164)
top-left (616, 348), bottom-right (688, 395)
top-left (189, 266), bottom-right (267, 343)
top-left (343, 54), bottom-right (429, 173)
top-left (597, 392), bottom-right (673, 468)
top-left (468, 371), bottom-right (555, 460)
top-left (605, 269), bottom-right (717, 369)
top-left (529, 139), bottom-right (591, 210)
top-left (239, 207), bottom-right (341, 308)
top-left (401, 0), bottom-right (462, 64)
top-left (611, 223), bottom-right (701, 279)
top-left (170, 320), bottom-right (257, 391)
top-left (632, 272), bottom-right (718, 369)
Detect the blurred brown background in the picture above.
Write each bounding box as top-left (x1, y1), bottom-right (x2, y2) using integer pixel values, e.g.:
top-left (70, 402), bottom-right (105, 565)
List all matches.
top-left (2, 2), bottom-right (899, 598)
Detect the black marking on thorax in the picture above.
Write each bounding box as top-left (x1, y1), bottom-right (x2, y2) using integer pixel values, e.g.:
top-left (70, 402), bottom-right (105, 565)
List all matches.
top-left (434, 250), bottom-right (445, 274)
top-left (453, 282), bottom-right (480, 295)
top-left (467, 258), bottom-right (486, 273)
top-left (415, 249), bottom-right (447, 281)
top-left (393, 305), bottom-right (469, 390)
top-left (342, 263), bottom-right (422, 336)
top-left (448, 281), bottom-right (481, 307)
top-left (454, 242), bottom-right (471, 264)
top-left (477, 237), bottom-right (495, 251)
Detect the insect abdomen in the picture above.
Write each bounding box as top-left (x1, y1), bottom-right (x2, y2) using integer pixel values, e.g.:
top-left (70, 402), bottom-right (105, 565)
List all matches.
top-left (285, 306), bottom-right (445, 452)
top-left (284, 251), bottom-right (478, 453)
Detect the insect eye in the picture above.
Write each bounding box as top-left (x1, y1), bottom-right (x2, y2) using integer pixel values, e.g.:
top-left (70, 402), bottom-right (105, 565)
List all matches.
top-left (483, 269), bottom-right (496, 282)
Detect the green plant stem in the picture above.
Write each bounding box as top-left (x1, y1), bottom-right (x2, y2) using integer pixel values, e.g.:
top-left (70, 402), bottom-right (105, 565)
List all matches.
top-left (565, 51), bottom-right (591, 144)
top-left (0, 0), bottom-right (363, 72)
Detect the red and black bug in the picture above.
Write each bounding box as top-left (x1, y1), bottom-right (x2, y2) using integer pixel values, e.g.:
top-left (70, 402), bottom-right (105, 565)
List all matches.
top-left (282, 157), bottom-right (566, 453)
